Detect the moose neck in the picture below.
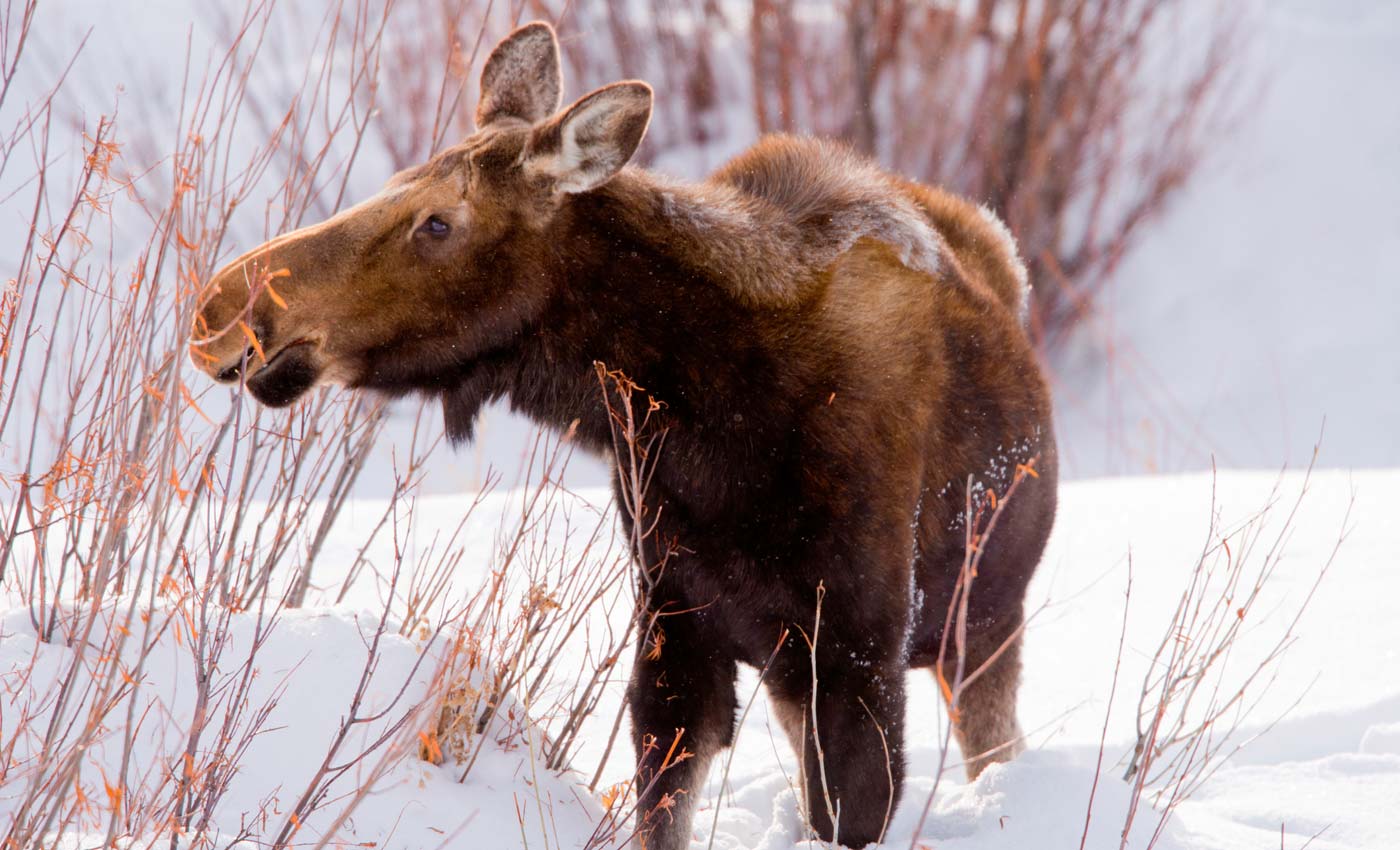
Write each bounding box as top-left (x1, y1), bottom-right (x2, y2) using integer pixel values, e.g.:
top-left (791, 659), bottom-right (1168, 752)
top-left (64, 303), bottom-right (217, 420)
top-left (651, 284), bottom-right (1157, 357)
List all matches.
top-left (445, 169), bottom-right (800, 473)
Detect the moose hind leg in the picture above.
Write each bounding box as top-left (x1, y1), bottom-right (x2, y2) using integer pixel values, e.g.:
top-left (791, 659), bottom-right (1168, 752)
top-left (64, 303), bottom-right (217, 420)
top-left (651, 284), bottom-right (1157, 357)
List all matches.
top-left (939, 620), bottom-right (1025, 780)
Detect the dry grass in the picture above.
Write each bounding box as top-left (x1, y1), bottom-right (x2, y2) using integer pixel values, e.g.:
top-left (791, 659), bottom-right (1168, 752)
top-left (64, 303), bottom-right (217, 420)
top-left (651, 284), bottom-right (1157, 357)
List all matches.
top-left (1111, 447), bottom-right (1350, 848)
top-left (0, 2), bottom-right (602, 846)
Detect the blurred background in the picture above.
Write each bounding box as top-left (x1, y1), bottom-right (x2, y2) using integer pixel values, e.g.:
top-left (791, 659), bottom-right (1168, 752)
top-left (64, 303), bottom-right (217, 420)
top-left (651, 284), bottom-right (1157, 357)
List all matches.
top-left (3, 0), bottom-right (1396, 495)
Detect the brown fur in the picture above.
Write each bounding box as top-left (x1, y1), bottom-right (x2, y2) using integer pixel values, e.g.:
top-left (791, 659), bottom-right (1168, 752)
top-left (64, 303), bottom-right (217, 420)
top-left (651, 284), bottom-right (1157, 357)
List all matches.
top-left (190, 22), bottom-right (1057, 849)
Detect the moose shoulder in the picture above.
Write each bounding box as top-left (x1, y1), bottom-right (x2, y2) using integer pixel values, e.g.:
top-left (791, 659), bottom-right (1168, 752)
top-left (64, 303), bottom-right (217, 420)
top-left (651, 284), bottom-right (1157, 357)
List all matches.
top-left (190, 21), bottom-right (1057, 850)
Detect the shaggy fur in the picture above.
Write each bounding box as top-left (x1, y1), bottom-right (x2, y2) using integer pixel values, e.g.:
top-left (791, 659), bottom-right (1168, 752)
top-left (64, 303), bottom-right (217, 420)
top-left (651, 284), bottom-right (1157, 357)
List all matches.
top-left (190, 22), bottom-right (1058, 850)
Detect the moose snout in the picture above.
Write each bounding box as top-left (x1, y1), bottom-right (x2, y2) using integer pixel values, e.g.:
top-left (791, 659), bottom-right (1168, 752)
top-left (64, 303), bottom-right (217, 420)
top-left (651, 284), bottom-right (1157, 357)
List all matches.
top-left (210, 345), bottom-right (258, 384)
top-left (188, 265), bottom-right (272, 384)
top-left (188, 260), bottom-right (327, 408)
top-left (191, 321), bottom-right (267, 385)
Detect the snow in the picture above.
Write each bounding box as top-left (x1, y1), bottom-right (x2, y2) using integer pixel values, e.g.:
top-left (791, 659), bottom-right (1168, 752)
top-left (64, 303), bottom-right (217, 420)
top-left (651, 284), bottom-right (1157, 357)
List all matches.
top-left (676, 469), bottom-right (1400, 850)
top-left (0, 603), bottom-right (602, 849)
top-left (5, 469), bottom-right (1397, 848)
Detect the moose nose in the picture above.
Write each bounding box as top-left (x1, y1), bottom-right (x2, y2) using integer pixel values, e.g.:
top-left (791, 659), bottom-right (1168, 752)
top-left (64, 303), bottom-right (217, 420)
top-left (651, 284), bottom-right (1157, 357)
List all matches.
top-left (213, 349), bottom-right (257, 384)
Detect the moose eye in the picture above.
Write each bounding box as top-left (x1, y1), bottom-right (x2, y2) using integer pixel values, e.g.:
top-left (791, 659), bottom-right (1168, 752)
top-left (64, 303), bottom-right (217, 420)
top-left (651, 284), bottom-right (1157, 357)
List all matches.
top-left (420, 215), bottom-right (451, 237)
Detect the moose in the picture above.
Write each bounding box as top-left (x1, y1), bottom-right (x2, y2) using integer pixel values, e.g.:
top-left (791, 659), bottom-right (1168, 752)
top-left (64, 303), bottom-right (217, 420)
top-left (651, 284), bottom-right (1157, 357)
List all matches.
top-left (190, 21), bottom-right (1057, 850)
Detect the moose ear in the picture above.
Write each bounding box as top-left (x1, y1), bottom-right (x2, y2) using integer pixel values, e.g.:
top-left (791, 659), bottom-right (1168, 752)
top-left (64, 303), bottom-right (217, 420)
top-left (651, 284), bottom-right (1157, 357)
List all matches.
top-left (476, 22), bottom-right (562, 127)
top-left (523, 81), bottom-right (653, 194)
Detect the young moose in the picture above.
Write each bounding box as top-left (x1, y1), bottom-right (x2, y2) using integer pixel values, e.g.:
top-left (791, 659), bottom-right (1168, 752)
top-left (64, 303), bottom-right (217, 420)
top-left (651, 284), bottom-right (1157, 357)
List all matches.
top-left (190, 22), bottom-right (1057, 849)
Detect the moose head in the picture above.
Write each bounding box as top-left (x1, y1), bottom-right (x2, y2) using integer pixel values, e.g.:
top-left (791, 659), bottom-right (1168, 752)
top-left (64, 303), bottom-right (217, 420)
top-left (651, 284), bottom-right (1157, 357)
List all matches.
top-left (189, 22), bottom-right (652, 411)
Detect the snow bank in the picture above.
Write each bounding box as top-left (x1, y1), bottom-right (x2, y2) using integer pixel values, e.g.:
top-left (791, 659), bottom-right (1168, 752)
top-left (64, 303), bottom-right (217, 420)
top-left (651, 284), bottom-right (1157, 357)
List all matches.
top-left (0, 605), bottom-right (600, 849)
top-left (5, 469), bottom-right (1395, 848)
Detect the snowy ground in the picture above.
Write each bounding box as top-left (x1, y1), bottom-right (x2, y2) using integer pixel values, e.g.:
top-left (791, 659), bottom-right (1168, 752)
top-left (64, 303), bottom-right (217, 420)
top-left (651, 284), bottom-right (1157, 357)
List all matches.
top-left (4, 469), bottom-right (1395, 849)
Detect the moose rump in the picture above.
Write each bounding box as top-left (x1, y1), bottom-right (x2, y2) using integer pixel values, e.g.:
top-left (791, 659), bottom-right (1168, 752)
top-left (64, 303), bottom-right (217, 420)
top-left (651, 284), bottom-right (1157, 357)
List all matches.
top-left (189, 20), bottom-right (1058, 850)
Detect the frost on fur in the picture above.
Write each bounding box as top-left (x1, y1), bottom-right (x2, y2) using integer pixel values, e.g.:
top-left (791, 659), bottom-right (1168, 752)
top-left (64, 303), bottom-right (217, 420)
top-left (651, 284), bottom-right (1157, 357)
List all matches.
top-left (978, 203), bottom-right (1032, 325)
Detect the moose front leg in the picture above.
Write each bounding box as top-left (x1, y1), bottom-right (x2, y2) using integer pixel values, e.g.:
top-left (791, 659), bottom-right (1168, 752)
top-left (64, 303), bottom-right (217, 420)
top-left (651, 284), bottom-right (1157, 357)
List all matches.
top-left (767, 636), bottom-right (908, 848)
top-left (628, 610), bottom-right (738, 850)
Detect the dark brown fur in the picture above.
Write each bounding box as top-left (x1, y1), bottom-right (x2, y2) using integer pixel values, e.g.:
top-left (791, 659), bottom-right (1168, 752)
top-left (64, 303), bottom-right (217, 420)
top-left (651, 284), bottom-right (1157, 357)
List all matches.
top-left (190, 22), bottom-right (1057, 849)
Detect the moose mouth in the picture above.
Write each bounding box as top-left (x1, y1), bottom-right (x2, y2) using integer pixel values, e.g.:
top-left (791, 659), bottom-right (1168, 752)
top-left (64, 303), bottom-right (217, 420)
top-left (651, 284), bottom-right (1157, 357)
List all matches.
top-left (245, 340), bottom-right (322, 407)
